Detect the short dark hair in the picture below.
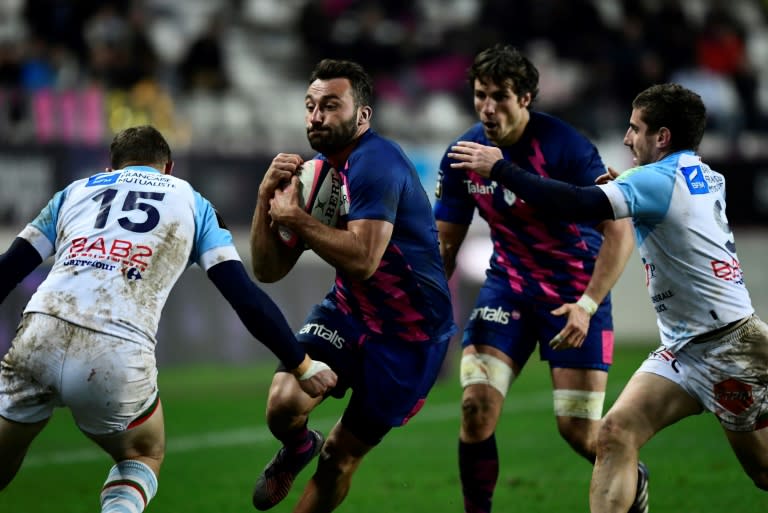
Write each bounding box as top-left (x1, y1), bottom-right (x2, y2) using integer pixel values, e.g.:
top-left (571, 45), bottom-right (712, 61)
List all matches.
top-left (632, 83), bottom-right (707, 152)
top-left (468, 44), bottom-right (539, 102)
top-left (110, 125), bottom-right (172, 169)
top-left (309, 58), bottom-right (373, 107)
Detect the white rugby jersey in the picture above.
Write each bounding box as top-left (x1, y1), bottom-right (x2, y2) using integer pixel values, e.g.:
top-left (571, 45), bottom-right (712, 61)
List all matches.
top-left (18, 166), bottom-right (240, 346)
top-left (599, 150), bottom-right (754, 351)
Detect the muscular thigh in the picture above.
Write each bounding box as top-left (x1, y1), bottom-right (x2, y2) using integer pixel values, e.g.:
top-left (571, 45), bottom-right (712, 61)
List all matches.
top-left (606, 370), bottom-right (702, 445)
top-left (640, 316), bottom-right (768, 432)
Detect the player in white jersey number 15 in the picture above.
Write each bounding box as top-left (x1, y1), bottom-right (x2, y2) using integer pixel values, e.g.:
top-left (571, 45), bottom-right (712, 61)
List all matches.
top-left (0, 125), bottom-right (336, 513)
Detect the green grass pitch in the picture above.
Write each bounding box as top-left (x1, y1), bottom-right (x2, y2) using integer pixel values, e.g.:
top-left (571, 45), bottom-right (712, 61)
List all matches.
top-left (1, 344), bottom-right (766, 512)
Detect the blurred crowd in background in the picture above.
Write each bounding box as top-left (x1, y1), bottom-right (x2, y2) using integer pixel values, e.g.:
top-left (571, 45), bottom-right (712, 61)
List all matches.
top-left (0, 0), bottom-right (766, 155)
top-left (0, 0), bottom-right (767, 362)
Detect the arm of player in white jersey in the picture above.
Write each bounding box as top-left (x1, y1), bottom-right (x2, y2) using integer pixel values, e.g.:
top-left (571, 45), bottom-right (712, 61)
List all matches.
top-left (206, 260), bottom-right (337, 396)
top-left (489, 160), bottom-right (615, 222)
top-left (0, 237), bottom-right (44, 303)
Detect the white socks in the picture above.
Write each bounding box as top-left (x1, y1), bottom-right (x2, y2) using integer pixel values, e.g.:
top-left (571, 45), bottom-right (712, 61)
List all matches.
top-left (100, 460), bottom-right (158, 513)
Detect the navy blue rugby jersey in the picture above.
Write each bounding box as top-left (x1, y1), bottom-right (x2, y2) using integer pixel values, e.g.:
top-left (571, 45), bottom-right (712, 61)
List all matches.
top-left (317, 129), bottom-right (455, 343)
top-left (434, 112), bottom-right (608, 305)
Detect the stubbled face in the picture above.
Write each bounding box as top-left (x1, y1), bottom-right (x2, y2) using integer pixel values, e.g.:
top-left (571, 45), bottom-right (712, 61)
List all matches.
top-left (305, 77), bottom-right (360, 154)
top-left (473, 78), bottom-right (530, 146)
top-left (623, 108), bottom-right (660, 166)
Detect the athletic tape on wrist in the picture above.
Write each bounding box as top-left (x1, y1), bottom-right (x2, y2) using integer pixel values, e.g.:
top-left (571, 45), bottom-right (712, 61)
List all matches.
top-left (299, 360), bottom-right (326, 381)
top-left (576, 294), bottom-right (598, 316)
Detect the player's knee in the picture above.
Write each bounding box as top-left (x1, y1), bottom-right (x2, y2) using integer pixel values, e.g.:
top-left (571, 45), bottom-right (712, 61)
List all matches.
top-left (265, 380), bottom-right (306, 424)
top-left (460, 393), bottom-right (499, 439)
top-left (460, 353), bottom-right (513, 397)
top-left (596, 413), bottom-right (634, 454)
top-left (556, 417), bottom-right (597, 461)
top-left (315, 438), bottom-right (360, 480)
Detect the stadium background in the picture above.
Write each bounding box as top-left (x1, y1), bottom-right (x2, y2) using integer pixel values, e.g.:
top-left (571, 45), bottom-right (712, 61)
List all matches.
top-left (0, 0), bottom-right (767, 365)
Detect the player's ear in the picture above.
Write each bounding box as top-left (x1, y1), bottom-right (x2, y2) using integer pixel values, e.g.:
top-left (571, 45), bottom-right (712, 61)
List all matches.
top-left (358, 106), bottom-right (372, 125)
top-left (164, 160), bottom-right (174, 175)
top-left (656, 127), bottom-right (671, 149)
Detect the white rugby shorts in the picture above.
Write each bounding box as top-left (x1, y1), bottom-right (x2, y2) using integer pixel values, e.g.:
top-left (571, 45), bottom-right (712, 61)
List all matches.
top-left (638, 315), bottom-right (768, 431)
top-left (0, 313), bottom-right (158, 434)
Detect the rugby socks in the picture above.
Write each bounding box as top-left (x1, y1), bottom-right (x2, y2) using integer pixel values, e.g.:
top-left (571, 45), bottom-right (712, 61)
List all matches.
top-left (459, 435), bottom-right (498, 513)
top-left (100, 460), bottom-right (158, 513)
top-left (278, 424), bottom-right (315, 466)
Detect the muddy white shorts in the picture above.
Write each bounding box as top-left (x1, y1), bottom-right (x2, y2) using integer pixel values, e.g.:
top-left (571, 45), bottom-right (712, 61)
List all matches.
top-left (0, 313), bottom-right (158, 434)
top-left (638, 315), bottom-right (768, 432)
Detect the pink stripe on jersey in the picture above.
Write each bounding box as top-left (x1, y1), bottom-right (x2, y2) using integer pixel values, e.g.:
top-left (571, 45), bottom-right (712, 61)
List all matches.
top-left (303, 159), bottom-right (324, 211)
top-left (334, 276), bottom-right (353, 315)
top-left (472, 169), bottom-right (594, 301)
top-left (493, 241), bottom-right (523, 294)
top-left (348, 279), bottom-right (384, 335)
top-left (528, 139), bottom-right (549, 177)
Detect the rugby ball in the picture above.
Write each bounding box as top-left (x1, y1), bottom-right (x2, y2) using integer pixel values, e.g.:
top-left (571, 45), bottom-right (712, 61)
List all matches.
top-left (278, 159), bottom-right (342, 247)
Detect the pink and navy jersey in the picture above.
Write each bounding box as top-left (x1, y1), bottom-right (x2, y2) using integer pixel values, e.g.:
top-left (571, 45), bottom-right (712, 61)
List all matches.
top-left (318, 129), bottom-right (455, 343)
top-left (434, 112), bottom-right (607, 305)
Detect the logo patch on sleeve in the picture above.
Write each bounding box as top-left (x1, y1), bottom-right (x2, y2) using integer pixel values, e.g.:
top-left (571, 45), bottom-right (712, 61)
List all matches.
top-left (681, 165), bottom-right (709, 195)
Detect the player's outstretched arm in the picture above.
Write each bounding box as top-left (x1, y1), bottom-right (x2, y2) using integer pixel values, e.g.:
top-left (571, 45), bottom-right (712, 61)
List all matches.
top-left (207, 260), bottom-right (337, 396)
top-left (0, 238), bottom-right (44, 303)
top-left (449, 141), bottom-right (615, 221)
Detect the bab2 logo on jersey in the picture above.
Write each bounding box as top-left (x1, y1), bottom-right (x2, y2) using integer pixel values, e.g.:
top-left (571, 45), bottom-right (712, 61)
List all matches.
top-left (682, 165), bottom-right (709, 195)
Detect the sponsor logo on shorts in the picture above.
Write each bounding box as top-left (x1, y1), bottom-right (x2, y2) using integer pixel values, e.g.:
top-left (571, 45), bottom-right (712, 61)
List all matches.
top-left (299, 323), bottom-right (345, 349)
top-left (470, 306), bottom-right (511, 325)
top-left (714, 378), bottom-right (753, 414)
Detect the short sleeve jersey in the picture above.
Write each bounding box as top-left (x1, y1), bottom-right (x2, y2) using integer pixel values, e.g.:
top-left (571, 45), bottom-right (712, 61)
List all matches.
top-left (322, 130), bottom-right (455, 343)
top-left (598, 151), bottom-right (754, 351)
top-left (19, 166), bottom-right (240, 345)
top-left (434, 112), bottom-right (607, 305)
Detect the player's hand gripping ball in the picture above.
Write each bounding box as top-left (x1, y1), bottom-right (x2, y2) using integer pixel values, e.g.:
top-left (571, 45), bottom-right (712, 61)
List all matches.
top-left (278, 159), bottom-right (342, 247)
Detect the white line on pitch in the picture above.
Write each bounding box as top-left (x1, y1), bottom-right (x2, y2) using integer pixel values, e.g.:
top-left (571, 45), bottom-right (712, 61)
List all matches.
top-left (22, 395), bottom-right (552, 468)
